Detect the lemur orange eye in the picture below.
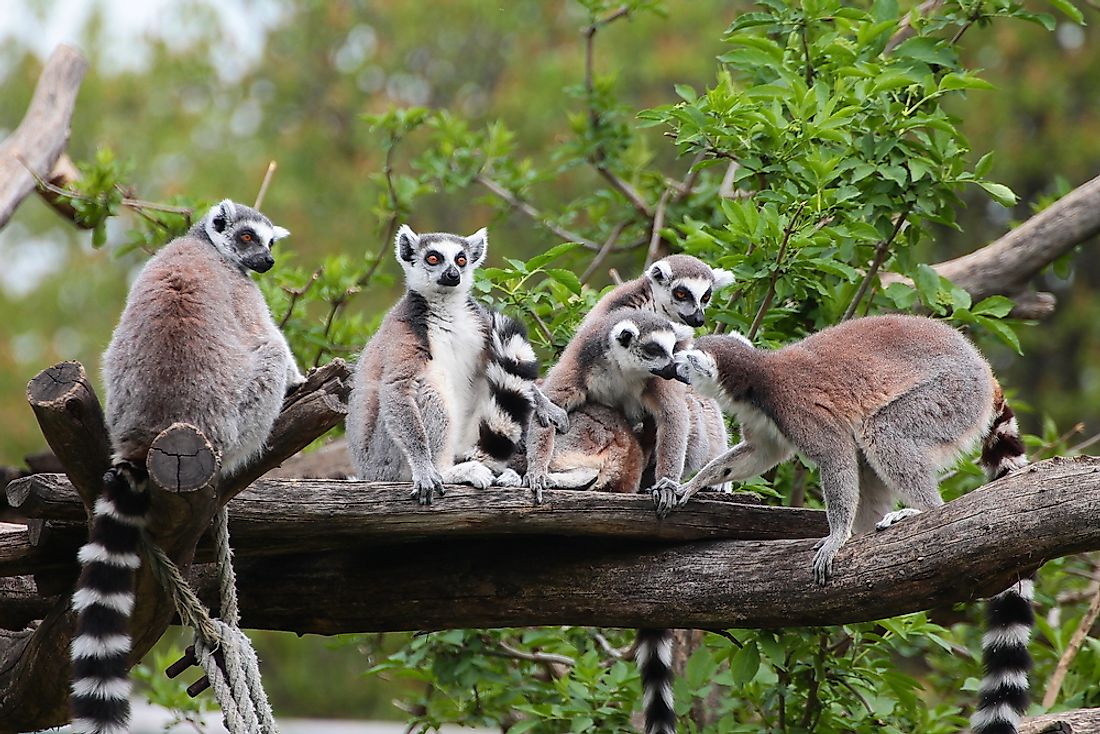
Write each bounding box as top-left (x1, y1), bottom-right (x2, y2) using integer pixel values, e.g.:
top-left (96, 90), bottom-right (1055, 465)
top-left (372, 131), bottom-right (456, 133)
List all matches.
top-left (456, 255), bottom-right (467, 267)
top-left (673, 288), bottom-right (688, 301)
top-left (241, 233), bottom-right (252, 242)
top-left (426, 253), bottom-right (441, 265)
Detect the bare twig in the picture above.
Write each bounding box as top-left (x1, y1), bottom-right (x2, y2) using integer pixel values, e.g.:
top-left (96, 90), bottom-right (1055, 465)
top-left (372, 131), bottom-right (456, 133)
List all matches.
top-left (1043, 558), bottom-right (1100, 707)
top-left (841, 203), bottom-right (913, 321)
top-left (581, 220), bottom-right (629, 284)
top-left (476, 174), bottom-right (600, 250)
top-left (594, 164), bottom-right (653, 219)
top-left (489, 640), bottom-right (576, 668)
top-left (643, 189), bottom-right (672, 268)
top-left (279, 266), bottom-right (323, 329)
top-left (884, 0), bottom-right (946, 55)
top-left (254, 160), bottom-right (277, 210)
top-left (358, 144), bottom-right (403, 288)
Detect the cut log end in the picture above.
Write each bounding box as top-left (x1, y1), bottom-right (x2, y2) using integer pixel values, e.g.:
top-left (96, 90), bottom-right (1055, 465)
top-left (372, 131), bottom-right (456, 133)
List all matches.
top-left (26, 361), bottom-right (87, 406)
top-left (147, 423), bottom-right (219, 493)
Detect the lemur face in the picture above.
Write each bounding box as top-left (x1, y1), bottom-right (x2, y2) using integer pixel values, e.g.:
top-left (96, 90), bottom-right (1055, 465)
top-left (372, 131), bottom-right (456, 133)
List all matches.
top-left (395, 225), bottom-right (487, 295)
top-left (203, 199), bottom-right (289, 274)
top-left (608, 314), bottom-right (695, 379)
top-left (646, 256), bottom-right (735, 328)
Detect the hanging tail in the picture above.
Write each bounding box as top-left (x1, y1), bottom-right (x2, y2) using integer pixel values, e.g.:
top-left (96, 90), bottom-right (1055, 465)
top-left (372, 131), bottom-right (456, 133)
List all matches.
top-left (636, 628), bottom-right (676, 734)
top-left (971, 576), bottom-right (1035, 734)
top-left (469, 311), bottom-right (540, 467)
top-left (979, 383), bottom-right (1028, 481)
top-left (70, 462), bottom-right (150, 734)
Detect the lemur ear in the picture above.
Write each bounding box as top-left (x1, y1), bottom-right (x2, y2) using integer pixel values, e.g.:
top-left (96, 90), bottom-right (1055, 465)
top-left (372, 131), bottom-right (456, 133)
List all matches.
top-left (271, 226), bottom-right (290, 242)
top-left (647, 260), bottom-right (672, 285)
top-left (611, 320), bottom-right (639, 348)
top-left (466, 228), bottom-right (488, 266)
top-left (670, 322), bottom-right (696, 344)
top-left (395, 224), bottom-right (419, 263)
top-left (711, 267), bottom-right (735, 290)
top-left (209, 199), bottom-right (236, 233)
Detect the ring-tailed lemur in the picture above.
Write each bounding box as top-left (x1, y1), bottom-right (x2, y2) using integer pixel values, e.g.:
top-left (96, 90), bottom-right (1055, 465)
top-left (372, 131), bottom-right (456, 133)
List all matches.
top-left (346, 225), bottom-right (568, 504)
top-left (583, 254), bottom-right (734, 329)
top-left (72, 200), bottom-right (303, 734)
top-left (523, 309), bottom-right (711, 734)
top-left (659, 314), bottom-right (1031, 734)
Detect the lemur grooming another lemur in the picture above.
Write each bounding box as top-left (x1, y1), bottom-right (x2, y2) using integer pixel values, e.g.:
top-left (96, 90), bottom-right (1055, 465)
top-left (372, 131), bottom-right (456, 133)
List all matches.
top-left (346, 225), bottom-right (568, 504)
top-left (660, 314), bottom-right (1031, 734)
top-left (72, 200), bottom-right (302, 734)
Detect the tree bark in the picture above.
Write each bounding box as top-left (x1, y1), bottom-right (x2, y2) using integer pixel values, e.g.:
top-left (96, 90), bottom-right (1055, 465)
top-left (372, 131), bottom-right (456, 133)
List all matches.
top-left (0, 45), bottom-right (87, 229)
top-left (1021, 708), bottom-right (1100, 734)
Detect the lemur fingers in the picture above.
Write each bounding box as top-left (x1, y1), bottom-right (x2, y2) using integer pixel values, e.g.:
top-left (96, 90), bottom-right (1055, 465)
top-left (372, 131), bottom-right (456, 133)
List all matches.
top-left (411, 466), bottom-right (445, 505)
top-left (442, 460), bottom-right (494, 489)
top-left (811, 532), bottom-right (849, 586)
top-left (525, 471), bottom-right (550, 504)
top-left (532, 386), bottom-right (570, 433)
top-left (494, 468), bottom-right (523, 487)
top-left (652, 484), bottom-right (680, 519)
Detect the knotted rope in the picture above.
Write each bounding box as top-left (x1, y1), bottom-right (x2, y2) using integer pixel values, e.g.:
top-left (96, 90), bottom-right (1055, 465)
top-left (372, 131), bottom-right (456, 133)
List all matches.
top-left (140, 506), bottom-right (278, 734)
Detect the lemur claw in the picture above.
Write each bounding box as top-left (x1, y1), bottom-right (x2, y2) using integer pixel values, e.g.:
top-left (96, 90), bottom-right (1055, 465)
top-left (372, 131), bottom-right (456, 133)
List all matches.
top-left (411, 470), bottom-right (445, 506)
top-left (875, 508), bottom-right (922, 531)
top-left (538, 402), bottom-right (570, 433)
top-left (525, 473), bottom-right (549, 504)
top-left (651, 478), bottom-right (681, 519)
top-left (811, 536), bottom-right (843, 586)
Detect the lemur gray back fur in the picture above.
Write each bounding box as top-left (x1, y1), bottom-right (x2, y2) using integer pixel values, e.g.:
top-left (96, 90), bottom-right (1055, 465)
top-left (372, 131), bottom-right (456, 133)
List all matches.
top-left (661, 313), bottom-right (1030, 734)
top-left (103, 198), bottom-right (301, 472)
top-left (583, 254), bottom-right (734, 329)
top-left (525, 308), bottom-right (698, 501)
top-left (76, 200), bottom-right (301, 734)
top-left (346, 225), bottom-right (566, 504)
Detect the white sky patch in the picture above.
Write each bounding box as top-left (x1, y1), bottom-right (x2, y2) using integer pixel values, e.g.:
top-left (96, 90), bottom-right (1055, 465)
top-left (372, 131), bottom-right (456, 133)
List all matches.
top-left (0, 223), bottom-right (68, 299)
top-left (1, 0), bottom-right (290, 81)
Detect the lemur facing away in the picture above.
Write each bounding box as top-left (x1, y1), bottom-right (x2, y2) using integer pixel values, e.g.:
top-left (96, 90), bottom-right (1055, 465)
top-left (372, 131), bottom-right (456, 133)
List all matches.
top-left (659, 314), bottom-right (1031, 734)
top-left (581, 253), bottom-right (734, 329)
top-left (72, 200), bottom-right (303, 734)
top-left (346, 226), bottom-right (568, 504)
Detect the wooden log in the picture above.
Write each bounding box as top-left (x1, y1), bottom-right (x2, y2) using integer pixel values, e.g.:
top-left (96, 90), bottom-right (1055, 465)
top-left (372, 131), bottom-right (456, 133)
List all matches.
top-left (1022, 708), bottom-right (1100, 734)
top-left (147, 422), bottom-right (219, 493)
top-left (0, 44), bottom-right (87, 229)
top-left (26, 361), bottom-right (112, 511)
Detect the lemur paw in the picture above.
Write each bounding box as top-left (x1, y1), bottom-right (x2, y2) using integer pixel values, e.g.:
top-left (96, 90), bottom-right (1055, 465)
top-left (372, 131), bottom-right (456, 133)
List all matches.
top-left (411, 468), bottom-right (445, 505)
top-left (494, 468), bottom-right (523, 488)
top-left (651, 477), bottom-right (681, 519)
top-left (538, 401), bottom-right (571, 434)
top-left (442, 461), bottom-right (494, 489)
top-left (811, 535), bottom-right (847, 586)
top-left (674, 349), bottom-right (717, 385)
top-left (525, 472), bottom-right (550, 504)
top-left (875, 508), bottom-right (922, 531)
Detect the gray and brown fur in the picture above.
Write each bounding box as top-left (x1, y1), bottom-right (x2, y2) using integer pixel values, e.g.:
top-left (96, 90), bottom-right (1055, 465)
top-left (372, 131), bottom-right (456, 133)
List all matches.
top-left (74, 200), bottom-right (300, 734)
top-left (659, 314), bottom-right (1031, 734)
top-left (346, 226), bottom-right (566, 504)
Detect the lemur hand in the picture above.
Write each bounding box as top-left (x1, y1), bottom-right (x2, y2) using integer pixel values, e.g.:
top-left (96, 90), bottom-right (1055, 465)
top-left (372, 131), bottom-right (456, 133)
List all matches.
top-left (651, 477), bottom-right (681, 519)
top-left (524, 471), bottom-right (550, 504)
top-left (410, 466), bottom-right (445, 505)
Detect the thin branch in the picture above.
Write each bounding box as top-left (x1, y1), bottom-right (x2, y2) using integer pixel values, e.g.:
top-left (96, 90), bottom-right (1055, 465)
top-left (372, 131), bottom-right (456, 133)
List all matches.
top-left (254, 160), bottom-right (277, 210)
top-left (748, 202), bottom-right (807, 340)
top-left (594, 164), bottom-right (653, 219)
top-left (581, 220), bottom-right (628, 284)
top-left (643, 189), bottom-right (672, 268)
top-left (358, 143), bottom-right (403, 288)
top-left (476, 174), bottom-right (600, 250)
top-left (488, 640), bottom-right (576, 667)
top-left (1043, 558), bottom-right (1100, 707)
top-left (884, 0), bottom-right (946, 55)
top-left (278, 266), bottom-right (323, 329)
top-left (21, 160), bottom-right (193, 216)
top-left (800, 21), bottom-right (814, 86)
top-left (841, 202), bottom-right (913, 321)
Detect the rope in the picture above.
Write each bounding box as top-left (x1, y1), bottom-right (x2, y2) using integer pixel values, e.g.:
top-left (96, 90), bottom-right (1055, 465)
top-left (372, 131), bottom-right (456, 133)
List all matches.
top-left (140, 506), bottom-right (279, 734)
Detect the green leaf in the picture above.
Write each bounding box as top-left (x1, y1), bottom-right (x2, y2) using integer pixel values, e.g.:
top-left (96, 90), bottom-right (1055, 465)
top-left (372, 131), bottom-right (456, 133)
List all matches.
top-left (674, 83), bottom-right (697, 103)
top-left (728, 642), bottom-right (760, 684)
top-left (546, 268), bottom-right (583, 295)
top-left (527, 241), bottom-right (582, 271)
top-left (979, 316), bottom-right (1023, 354)
top-left (973, 295), bottom-right (1015, 318)
top-left (507, 719), bottom-right (541, 734)
top-left (1048, 0), bottom-right (1085, 24)
top-left (977, 181), bottom-right (1019, 206)
top-left (913, 264), bottom-right (941, 306)
top-left (892, 37), bottom-right (957, 67)
top-left (938, 73), bottom-right (995, 92)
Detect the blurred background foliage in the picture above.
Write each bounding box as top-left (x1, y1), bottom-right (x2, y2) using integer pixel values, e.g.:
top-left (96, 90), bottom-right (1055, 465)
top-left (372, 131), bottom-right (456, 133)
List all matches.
top-left (3, 0), bottom-right (1100, 729)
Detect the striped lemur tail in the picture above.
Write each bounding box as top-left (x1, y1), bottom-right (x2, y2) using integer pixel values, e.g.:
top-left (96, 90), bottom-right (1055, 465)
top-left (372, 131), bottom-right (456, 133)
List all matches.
top-left (70, 462), bottom-right (150, 734)
top-left (636, 628), bottom-right (676, 734)
top-left (972, 381), bottom-right (1033, 734)
top-left (467, 311), bottom-right (540, 468)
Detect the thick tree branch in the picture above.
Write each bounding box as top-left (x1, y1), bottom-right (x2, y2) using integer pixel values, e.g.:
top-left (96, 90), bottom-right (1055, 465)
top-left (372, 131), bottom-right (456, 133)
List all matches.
top-left (0, 45), bottom-right (87, 229)
top-left (1021, 708), bottom-right (1100, 734)
top-left (882, 172), bottom-right (1100, 317)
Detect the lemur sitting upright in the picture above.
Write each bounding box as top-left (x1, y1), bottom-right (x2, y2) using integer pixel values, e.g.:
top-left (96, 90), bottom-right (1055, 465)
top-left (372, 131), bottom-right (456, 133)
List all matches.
top-left (72, 200), bottom-right (303, 734)
top-left (660, 314), bottom-right (1031, 734)
top-left (582, 253), bottom-right (735, 329)
top-left (347, 225), bottom-right (568, 504)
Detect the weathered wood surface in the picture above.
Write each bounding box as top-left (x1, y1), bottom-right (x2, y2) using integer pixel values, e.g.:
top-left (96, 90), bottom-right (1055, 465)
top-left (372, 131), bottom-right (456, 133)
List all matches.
top-left (2, 456), bottom-right (1097, 637)
top-left (26, 361), bottom-right (111, 511)
top-left (147, 423), bottom-right (219, 492)
top-left (1022, 708), bottom-right (1100, 734)
top-left (0, 44), bottom-right (87, 229)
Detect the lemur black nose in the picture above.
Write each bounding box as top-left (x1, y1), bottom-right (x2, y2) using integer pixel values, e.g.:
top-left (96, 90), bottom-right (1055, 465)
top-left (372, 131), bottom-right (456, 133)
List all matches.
top-left (244, 252), bottom-right (275, 273)
top-left (438, 268), bottom-right (460, 286)
top-left (683, 310), bottom-right (705, 327)
top-left (650, 363), bottom-right (680, 381)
